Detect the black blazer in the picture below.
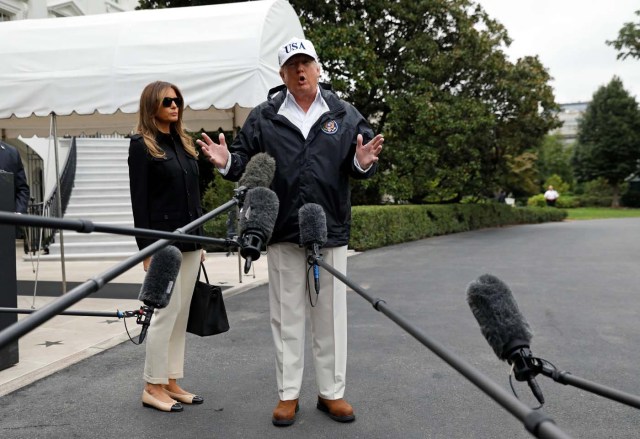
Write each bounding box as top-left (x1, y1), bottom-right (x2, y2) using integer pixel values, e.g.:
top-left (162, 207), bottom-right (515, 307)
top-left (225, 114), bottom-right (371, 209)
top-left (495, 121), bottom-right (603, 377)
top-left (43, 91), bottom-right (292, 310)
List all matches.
top-left (128, 132), bottom-right (203, 252)
top-left (0, 142), bottom-right (30, 214)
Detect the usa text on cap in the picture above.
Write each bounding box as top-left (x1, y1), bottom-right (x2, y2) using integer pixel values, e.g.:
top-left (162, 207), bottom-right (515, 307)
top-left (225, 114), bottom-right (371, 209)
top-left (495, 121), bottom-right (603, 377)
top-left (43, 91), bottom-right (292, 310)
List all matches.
top-left (278, 37), bottom-right (318, 67)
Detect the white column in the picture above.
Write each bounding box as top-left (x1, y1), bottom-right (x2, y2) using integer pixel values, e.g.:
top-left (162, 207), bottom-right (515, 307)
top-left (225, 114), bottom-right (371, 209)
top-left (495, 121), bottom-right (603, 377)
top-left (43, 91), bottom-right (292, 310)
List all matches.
top-left (26, 0), bottom-right (47, 19)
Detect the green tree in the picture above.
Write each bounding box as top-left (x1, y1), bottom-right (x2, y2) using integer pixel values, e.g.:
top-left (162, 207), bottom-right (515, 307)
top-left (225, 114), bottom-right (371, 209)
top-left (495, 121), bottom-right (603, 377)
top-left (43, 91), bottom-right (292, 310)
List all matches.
top-left (536, 134), bottom-right (574, 191)
top-left (607, 10), bottom-right (640, 60)
top-left (290, 0), bottom-right (559, 203)
top-left (572, 77), bottom-right (640, 207)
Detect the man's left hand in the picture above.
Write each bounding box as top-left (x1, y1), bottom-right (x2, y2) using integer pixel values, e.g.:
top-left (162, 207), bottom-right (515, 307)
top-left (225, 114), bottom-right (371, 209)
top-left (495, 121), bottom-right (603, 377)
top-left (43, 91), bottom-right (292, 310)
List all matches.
top-left (355, 134), bottom-right (384, 170)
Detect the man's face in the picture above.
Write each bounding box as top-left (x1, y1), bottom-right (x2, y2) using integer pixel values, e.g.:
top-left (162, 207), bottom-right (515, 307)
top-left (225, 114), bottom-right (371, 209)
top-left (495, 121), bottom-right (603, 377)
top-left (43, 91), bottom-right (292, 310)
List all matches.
top-left (279, 54), bottom-right (321, 100)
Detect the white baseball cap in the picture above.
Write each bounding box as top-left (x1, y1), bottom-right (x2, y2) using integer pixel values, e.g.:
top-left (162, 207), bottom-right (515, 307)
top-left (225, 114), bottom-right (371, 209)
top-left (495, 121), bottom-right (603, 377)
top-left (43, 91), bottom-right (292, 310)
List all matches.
top-left (278, 37), bottom-right (319, 67)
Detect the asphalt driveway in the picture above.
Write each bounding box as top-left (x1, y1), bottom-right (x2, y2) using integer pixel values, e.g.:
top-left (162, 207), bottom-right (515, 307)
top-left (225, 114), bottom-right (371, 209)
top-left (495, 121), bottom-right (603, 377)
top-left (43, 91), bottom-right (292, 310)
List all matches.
top-left (1, 218), bottom-right (639, 439)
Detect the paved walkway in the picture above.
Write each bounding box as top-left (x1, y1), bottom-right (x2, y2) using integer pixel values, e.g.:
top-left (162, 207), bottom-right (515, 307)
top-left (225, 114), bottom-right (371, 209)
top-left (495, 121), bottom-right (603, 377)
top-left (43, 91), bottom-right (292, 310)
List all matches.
top-left (0, 244), bottom-right (269, 397)
top-left (2, 220), bottom-right (640, 438)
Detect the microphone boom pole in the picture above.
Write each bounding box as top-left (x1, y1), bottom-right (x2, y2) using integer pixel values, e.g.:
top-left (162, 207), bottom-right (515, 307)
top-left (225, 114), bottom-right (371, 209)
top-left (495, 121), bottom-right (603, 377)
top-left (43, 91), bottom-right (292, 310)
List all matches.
top-left (309, 255), bottom-right (572, 439)
top-left (0, 195), bottom-right (241, 352)
top-left (0, 211), bottom-right (235, 248)
top-left (538, 363), bottom-right (640, 409)
top-left (0, 308), bottom-right (140, 318)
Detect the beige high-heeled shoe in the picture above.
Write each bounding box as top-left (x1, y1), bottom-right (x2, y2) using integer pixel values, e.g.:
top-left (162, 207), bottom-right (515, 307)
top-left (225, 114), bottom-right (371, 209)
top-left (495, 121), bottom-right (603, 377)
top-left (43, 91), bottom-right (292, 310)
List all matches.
top-left (142, 389), bottom-right (183, 412)
top-left (163, 388), bottom-right (204, 405)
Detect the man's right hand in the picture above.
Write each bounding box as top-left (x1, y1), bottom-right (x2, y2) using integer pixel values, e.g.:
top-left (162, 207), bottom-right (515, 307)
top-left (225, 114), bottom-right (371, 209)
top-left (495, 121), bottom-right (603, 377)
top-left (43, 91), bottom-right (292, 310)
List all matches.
top-left (196, 132), bottom-right (230, 169)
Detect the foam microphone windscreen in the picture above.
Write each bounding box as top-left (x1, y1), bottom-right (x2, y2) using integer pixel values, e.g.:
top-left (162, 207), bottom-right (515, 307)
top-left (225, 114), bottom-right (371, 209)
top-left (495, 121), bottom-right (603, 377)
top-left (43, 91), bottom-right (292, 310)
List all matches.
top-left (138, 245), bottom-right (182, 309)
top-left (298, 203), bottom-right (327, 247)
top-left (238, 153), bottom-right (276, 189)
top-left (466, 274), bottom-right (533, 360)
top-left (239, 187), bottom-right (280, 242)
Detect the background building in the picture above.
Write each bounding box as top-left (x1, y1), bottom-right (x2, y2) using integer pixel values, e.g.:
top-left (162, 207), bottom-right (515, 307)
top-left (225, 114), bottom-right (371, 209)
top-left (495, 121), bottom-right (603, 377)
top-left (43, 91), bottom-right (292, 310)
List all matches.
top-left (551, 101), bottom-right (589, 145)
top-left (0, 0), bottom-right (138, 21)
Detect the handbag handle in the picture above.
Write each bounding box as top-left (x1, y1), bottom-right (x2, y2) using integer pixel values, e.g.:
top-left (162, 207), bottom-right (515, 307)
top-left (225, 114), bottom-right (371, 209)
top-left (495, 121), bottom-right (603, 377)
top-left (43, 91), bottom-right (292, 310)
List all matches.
top-left (198, 262), bottom-right (210, 284)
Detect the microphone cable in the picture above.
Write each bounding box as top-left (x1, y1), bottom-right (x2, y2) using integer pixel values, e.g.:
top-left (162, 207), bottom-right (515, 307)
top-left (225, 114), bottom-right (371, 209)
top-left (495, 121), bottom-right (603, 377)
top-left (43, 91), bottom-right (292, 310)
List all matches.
top-left (305, 259), bottom-right (319, 307)
top-left (507, 355), bottom-right (552, 410)
top-left (121, 307), bottom-right (151, 346)
top-left (123, 313), bottom-right (145, 345)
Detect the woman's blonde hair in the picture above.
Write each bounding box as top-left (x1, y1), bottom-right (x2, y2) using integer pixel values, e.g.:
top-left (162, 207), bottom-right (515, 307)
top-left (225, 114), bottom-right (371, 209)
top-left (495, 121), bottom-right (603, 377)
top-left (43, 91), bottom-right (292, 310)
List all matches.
top-left (135, 81), bottom-right (197, 159)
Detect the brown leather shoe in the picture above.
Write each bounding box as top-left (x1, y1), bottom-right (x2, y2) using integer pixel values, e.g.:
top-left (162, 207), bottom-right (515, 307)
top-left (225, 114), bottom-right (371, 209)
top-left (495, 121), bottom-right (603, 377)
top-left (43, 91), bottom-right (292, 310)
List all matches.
top-left (272, 399), bottom-right (299, 427)
top-left (316, 397), bottom-right (355, 422)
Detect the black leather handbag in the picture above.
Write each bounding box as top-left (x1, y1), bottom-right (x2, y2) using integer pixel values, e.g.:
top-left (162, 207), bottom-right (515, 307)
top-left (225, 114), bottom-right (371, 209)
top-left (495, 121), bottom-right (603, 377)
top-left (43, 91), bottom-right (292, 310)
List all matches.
top-left (187, 263), bottom-right (230, 336)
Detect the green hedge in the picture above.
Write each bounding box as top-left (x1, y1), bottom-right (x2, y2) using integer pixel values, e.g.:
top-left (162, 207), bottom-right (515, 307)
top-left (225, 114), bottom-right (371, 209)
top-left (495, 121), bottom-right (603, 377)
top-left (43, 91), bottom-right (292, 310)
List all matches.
top-left (200, 197), bottom-right (567, 252)
top-left (349, 204), bottom-right (567, 251)
top-left (527, 193), bottom-right (613, 208)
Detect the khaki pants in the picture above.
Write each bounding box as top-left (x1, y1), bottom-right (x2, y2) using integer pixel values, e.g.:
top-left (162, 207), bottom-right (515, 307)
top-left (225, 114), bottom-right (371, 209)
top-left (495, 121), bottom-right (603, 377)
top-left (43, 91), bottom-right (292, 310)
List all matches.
top-left (267, 243), bottom-right (348, 401)
top-left (144, 250), bottom-right (201, 384)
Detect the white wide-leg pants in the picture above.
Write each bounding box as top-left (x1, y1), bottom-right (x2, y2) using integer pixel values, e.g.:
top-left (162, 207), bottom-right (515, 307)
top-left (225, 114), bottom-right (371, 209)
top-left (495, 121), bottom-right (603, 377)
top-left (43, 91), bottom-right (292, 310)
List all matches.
top-left (144, 249), bottom-right (200, 384)
top-left (267, 243), bottom-right (348, 401)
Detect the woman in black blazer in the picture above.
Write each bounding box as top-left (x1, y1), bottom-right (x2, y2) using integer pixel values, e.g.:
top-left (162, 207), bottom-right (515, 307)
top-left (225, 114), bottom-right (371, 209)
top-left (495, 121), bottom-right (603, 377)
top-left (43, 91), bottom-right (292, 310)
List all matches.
top-left (128, 81), bottom-right (204, 413)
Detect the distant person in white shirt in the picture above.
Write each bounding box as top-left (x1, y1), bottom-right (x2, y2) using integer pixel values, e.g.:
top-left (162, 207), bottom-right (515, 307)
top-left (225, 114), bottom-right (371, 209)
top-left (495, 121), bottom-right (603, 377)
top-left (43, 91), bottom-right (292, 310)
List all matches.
top-left (544, 185), bottom-right (559, 207)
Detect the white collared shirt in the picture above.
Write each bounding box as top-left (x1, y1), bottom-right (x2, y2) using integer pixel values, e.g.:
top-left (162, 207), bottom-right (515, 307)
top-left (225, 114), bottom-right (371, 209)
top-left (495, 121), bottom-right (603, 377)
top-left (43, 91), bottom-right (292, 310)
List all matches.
top-left (277, 88), bottom-right (329, 139)
top-left (278, 88), bottom-right (370, 172)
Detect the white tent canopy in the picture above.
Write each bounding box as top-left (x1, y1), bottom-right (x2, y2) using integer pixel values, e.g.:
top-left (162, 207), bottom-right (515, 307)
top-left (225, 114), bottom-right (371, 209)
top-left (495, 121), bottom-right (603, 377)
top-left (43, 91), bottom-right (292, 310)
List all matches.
top-left (0, 0), bottom-right (303, 137)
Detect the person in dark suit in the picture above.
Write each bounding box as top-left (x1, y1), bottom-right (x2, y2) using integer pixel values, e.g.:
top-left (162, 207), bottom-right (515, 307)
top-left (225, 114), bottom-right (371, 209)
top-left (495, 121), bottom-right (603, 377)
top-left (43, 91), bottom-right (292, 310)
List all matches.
top-left (128, 81), bottom-right (204, 413)
top-left (198, 37), bottom-right (383, 426)
top-left (0, 142), bottom-right (30, 214)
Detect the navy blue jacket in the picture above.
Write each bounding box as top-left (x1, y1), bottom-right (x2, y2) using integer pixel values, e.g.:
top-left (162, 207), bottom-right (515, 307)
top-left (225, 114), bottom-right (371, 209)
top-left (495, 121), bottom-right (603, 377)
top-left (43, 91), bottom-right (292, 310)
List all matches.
top-left (225, 84), bottom-right (377, 247)
top-left (128, 132), bottom-right (203, 252)
top-left (0, 142), bottom-right (30, 213)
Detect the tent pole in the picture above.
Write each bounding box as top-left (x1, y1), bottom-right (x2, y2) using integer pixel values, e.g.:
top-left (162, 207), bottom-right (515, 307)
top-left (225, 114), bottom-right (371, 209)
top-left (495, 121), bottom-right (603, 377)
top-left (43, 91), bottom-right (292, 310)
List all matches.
top-left (232, 110), bottom-right (242, 284)
top-left (51, 113), bottom-right (67, 293)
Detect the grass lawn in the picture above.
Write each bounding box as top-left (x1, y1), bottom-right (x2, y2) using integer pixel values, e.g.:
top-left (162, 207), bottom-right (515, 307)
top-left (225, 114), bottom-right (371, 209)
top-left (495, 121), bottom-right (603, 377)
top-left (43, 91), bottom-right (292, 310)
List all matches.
top-left (564, 207), bottom-right (640, 220)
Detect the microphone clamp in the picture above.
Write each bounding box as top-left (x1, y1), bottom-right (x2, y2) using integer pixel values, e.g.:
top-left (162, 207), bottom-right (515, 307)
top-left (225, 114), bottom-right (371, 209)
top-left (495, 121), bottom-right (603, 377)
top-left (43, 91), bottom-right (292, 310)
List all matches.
top-left (504, 340), bottom-right (541, 381)
top-left (136, 305), bottom-right (153, 327)
top-left (504, 339), bottom-right (545, 405)
top-left (118, 309), bottom-right (144, 319)
top-left (240, 232), bottom-right (264, 274)
top-left (306, 244), bottom-right (322, 296)
top-left (136, 305), bottom-right (155, 343)
top-left (233, 185), bottom-right (249, 206)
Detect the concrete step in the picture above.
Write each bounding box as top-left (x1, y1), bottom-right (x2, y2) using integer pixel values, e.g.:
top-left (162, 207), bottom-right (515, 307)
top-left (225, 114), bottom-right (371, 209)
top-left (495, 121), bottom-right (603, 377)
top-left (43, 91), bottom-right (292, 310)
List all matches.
top-left (48, 241), bottom-right (139, 256)
top-left (76, 151), bottom-right (128, 159)
top-left (77, 159), bottom-right (128, 167)
top-left (70, 194), bottom-right (131, 204)
top-left (77, 149), bottom-right (128, 156)
top-left (71, 186), bottom-right (129, 196)
top-left (32, 251), bottom-right (137, 261)
top-left (63, 211), bottom-right (134, 222)
top-left (73, 178), bottom-right (129, 188)
top-left (75, 170), bottom-right (129, 180)
top-left (76, 164), bottom-right (127, 172)
top-left (58, 231), bottom-right (138, 244)
top-left (65, 202), bottom-right (132, 214)
top-left (76, 141), bottom-right (129, 149)
top-left (58, 138), bottom-right (135, 260)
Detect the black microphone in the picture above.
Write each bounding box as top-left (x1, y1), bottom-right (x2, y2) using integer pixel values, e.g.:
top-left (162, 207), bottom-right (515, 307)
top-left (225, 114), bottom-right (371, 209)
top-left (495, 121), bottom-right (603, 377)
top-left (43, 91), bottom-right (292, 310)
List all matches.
top-left (239, 187), bottom-right (279, 274)
top-left (137, 245), bottom-right (182, 343)
top-left (466, 274), bottom-right (545, 405)
top-left (298, 203), bottom-right (327, 295)
top-left (238, 152), bottom-right (276, 189)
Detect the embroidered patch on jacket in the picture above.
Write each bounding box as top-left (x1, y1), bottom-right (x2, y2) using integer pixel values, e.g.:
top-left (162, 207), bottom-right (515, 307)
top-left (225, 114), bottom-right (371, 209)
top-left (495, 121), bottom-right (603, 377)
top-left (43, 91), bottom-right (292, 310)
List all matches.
top-left (321, 120), bottom-right (339, 135)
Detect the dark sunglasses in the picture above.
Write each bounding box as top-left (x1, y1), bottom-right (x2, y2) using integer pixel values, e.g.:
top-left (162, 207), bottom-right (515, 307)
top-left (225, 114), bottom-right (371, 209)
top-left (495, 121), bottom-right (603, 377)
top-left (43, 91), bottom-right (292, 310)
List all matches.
top-left (161, 97), bottom-right (183, 108)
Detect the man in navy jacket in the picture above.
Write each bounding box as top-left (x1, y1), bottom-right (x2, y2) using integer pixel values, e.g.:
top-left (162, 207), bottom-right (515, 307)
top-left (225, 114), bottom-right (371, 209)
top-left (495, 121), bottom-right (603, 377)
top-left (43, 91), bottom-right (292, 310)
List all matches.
top-left (0, 142), bottom-right (30, 214)
top-left (198, 37), bottom-right (383, 427)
